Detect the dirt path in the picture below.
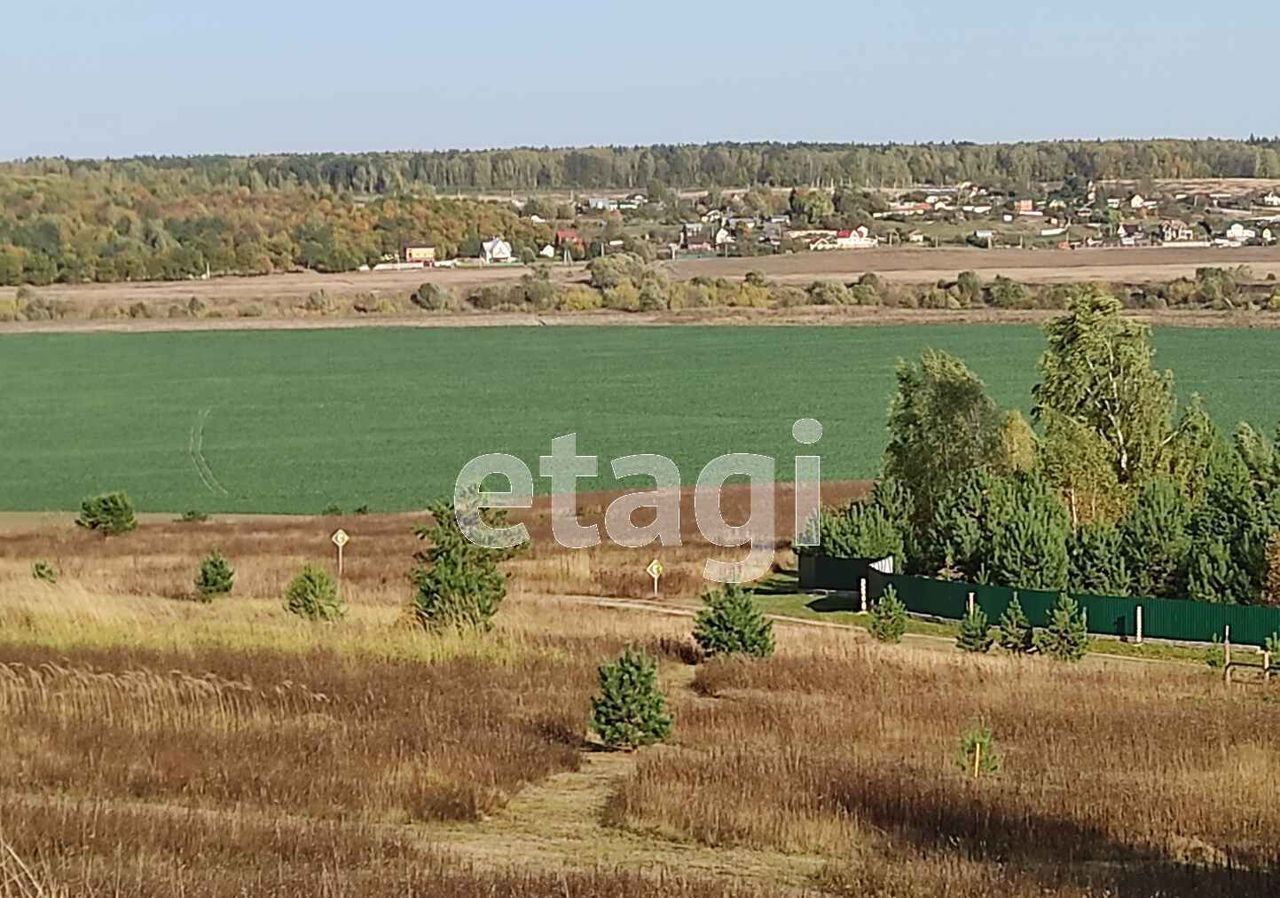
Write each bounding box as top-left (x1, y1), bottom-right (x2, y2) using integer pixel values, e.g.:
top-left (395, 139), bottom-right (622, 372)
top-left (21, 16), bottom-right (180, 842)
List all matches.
top-left (428, 664), bottom-right (828, 891)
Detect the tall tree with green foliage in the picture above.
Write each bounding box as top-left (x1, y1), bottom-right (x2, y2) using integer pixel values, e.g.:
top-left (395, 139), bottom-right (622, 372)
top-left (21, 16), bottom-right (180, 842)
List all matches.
top-left (1034, 292), bottom-right (1176, 485)
top-left (1041, 408), bottom-right (1124, 527)
top-left (589, 649), bottom-right (672, 750)
top-left (693, 585), bottom-right (775, 658)
top-left (986, 476), bottom-right (1071, 591)
top-left (1166, 395), bottom-right (1223, 505)
top-left (885, 350), bottom-right (1004, 533)
top-left (1036, 594), bottom-right (1090, 661)
top-left (1264, 532), bottom-right (1280, 607)
top-left (1235, 422), bottom-right (1280, 498)
top-left (1185, 442), bottom-right (1274, 604)
top-left (1120, 478), bottom-right (1192, 598)
top-left (919, 468), bottom-right (994, 580)
top-left (1068, 522), bottom-right (1132, 596)
top-left (995, 410), bottom-right (1039, 476)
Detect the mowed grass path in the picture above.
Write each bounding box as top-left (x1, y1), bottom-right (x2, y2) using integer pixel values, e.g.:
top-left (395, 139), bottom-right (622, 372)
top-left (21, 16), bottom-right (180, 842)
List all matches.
top-left (2, 325), bottom-right (1278, 513)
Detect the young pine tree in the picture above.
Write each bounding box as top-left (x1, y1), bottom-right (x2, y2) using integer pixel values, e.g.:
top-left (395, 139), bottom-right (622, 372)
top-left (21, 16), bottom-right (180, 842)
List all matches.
top-left (76, 491), bottom-right (137, 536)
top-left (410, 500), bottom-right (508, 631)
top-left (868, 585), bottom-right (908, 644)
top-left (957, 722), bottom-right (1002, 778)
top-left (1035, 593), bottom-right (1090, 662)
top-left (693, 584), bottom-right (774, 659)
top-left (194, 549), bottom-right (235, 601)
top-left (997, 597), bottom-right (1034, 654)
top-left (589, 649), bottom-right (672, 750)
top-left (956, 607), bottom-right (994, 653)
top-left (283, 565), bottom-right (345, 621)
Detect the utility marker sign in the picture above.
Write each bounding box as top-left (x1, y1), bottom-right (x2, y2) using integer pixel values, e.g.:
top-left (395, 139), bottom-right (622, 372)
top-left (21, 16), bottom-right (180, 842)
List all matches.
top-left (332, 528), bottom-right (350, 576)
top-left (646, 559), bottom-right (664, 597)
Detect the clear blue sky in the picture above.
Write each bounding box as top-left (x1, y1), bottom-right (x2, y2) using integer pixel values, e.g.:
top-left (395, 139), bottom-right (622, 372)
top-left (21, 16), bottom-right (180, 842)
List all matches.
top-left (8, 1), bottom-right (1277, 160)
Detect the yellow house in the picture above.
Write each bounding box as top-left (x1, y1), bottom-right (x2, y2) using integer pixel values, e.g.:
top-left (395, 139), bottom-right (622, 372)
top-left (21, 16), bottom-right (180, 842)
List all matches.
top-left (403, 245), bottom-right (436, 265)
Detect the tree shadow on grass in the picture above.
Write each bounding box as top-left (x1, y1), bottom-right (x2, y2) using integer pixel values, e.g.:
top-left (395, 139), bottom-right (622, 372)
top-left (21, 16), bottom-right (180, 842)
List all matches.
top-left (805, 593), bottom-right (858, 613)
top-left (831, 762), bottom-right (1278, 898)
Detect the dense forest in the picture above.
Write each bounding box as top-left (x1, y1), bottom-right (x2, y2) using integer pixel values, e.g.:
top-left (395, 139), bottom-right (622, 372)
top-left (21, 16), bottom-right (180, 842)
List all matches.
top-left (5, 138), bottom-right (1280, 286)
top-left (14, 137), bottom-right (1280, 192)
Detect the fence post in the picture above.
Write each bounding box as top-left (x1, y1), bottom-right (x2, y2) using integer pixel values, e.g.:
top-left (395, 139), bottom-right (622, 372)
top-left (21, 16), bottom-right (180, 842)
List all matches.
top-left (1225, 625), bottom-right (1232, 667)
top-left (1265, 650), bottom-right (1272, 682)
top-left (860, 578), bottom-right (868, 614)
top-left (967, 592), bottom-right (975, 616)
top-left (1135, 605), bottom-right (1144, 644)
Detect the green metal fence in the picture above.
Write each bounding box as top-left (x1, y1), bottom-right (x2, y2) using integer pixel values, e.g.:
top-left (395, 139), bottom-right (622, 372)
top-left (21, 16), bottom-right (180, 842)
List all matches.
top-left (799, 555), bottom-right (1280, 647)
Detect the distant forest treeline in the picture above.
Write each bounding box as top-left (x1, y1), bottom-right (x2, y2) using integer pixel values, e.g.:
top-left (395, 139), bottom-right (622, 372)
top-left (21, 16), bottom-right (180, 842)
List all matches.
top-left (12, 137), bottom-right (1280, 193)
top-left (6, 138), bottom-right (1280, 286)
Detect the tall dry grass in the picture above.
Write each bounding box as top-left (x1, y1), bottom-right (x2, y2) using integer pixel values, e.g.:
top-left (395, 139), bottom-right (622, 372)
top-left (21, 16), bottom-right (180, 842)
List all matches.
top-left (0, 798), bottom-right (774, 898)
top-left (0, 640), bottom-right (593, 823)
top-left (607, 641), bottom-right (1280, 896)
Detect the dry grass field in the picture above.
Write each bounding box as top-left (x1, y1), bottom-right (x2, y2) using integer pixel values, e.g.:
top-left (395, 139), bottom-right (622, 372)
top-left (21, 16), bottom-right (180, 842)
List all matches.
top-left (2, 494), bottom-right (1278, 897)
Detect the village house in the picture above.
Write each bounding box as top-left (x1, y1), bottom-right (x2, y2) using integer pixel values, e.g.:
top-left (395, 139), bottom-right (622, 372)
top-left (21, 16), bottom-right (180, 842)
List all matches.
top-left (680, 222), bottom-right (705, 247)
top-left (812, 226), bottom-right (877, 250)
top-left (554, 229), bottom-right (584, 251)
top-left (1263, 192), bottom-right (1280, 208)
top-left (762, 221), bottom-right (787, 245)
top-left (1225, 223), bottom-right (1258, 244)
top-left (481, 237), bottom-right (513, 264)
top-left (1012, 199), bottom-right (1035, 215)
top-left (1159, 220), bottom-right (1201, 244)
top-left (402, 244), bottom-right (436, 266)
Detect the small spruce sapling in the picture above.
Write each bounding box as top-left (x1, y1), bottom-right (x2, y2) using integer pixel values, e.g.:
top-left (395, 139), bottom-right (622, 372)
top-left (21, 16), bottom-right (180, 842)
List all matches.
top-left (589, 649), bottom-right (672, 750)
top-left (195, 550), bottom-right (235, 601)
top-left (957, 722), bottom-right (1002, 778)
top-left (997, 597), bottom-right (1034, 654)
top-left (956, 607), bottom-right (994, 653)
top-left (1035, 594), bottom-right (1090, 662)
top-left (284, 565), bottom-right (345, 621)
top-left (692, 584), bottom-right (775, 658)
top-left (869, 585), bottom-right (908, 644)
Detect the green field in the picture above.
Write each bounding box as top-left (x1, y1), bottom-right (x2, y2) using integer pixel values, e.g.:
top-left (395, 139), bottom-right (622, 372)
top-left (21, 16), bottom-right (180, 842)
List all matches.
top-left (2, 325), bottom-right (1279, 513)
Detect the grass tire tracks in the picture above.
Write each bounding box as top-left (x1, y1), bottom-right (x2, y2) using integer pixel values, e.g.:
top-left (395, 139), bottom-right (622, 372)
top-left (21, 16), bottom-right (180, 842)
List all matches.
top-left (187, 407), bottom-right (229, 497)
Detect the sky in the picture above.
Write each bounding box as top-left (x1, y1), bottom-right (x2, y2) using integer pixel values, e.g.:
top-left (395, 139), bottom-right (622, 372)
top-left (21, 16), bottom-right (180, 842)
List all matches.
top-left (6, 1), bottom-right (1279, 160)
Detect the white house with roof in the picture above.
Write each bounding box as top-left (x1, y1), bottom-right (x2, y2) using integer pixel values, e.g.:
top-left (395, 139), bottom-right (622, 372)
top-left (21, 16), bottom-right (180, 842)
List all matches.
top-left (1225, 223), bottom-right (1257, 244)
top-left (481, 237), bottom-right (513, 264)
